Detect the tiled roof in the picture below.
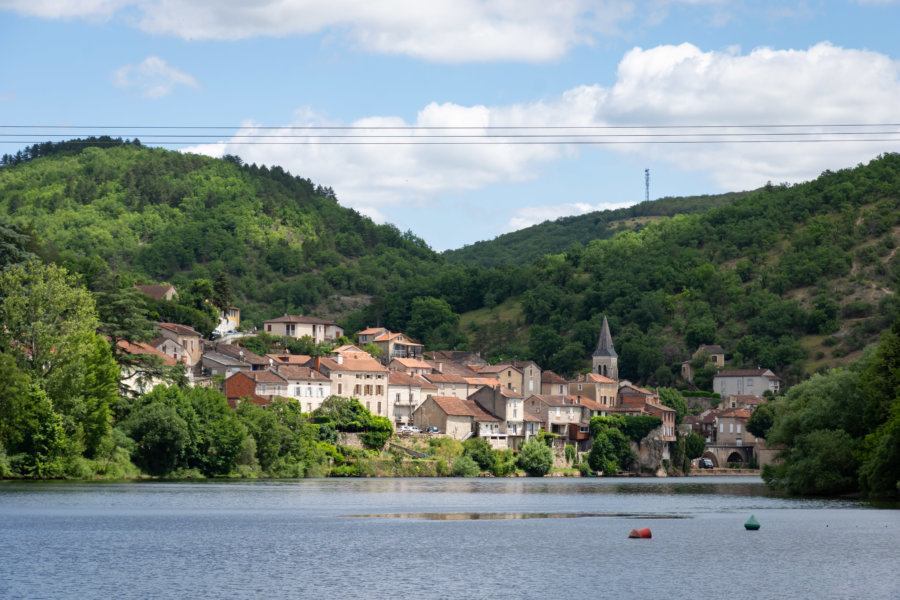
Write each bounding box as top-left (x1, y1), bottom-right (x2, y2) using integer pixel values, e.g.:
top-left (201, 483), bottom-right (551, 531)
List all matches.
top-left (465, 377), bottom-right (502, 387)
top-left (134, 284), bottom-right (176, 300)
top-left (157, 322), bottom-right (201, 337)
top-left (523, 412), bottom-right (543, 422)
top-left (247, 370), bottom-right (288, 383)
top-left (716, 369), bottom-right (779, 379)
top-left (216, 343), bottom-right (268, 365)
top-left (527, 394), bottom-right (570, 407)
top-left (389, 372), bottom-right (424, 386)
top-left (717, 408), bottom-right (751, 419)
top-left (391, 357), bottom-right (432, 370)
top-left (478, 363), bottom-right (521, 374)
top-left (264, 314), bottom-right (338, 326)
top-left (358, 327), bottom-right (387, 335)
top-left (582, 373), bottom-right (617, 384)
top-left (266, 353), bottom-right (312, 365)
top-left (115, 340), bottom-right (177, 366)
top-left (541, 370), bottom-right (568, 384)
top-left (697, 344), bottom-right (726, 354)
top-left (577, 396), bottom-right (603, 411)
top-left (202, 351), bottom-right (247, 367)
top-left (499, 387), bottom-right (523, 399)
top-left (318, 356), bottom-right (389, 372)
top-left (276, 366), bottom-right (330, 382)
top-left (413, 374), bottom-right (439, 391)
top-left (425, 360), bottom-right (479, 377)
top-left (422, 373), bottom-right (469, 384)
top-left (430, 396), bottom-right (500, 421)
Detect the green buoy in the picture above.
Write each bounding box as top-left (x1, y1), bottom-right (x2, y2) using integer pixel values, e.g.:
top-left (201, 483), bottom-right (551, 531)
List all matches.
top-left (744, 515), bottom-right (760, 530)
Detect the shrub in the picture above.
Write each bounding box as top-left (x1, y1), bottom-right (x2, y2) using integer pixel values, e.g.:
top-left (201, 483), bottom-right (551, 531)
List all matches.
top-left (518, 438), bottom-right (553, 477)
top-left (564, 444), bottom-right (576, 465)
top-left (451, 455), bottom-right (480, 477)
top-left (463, 437), bottom-right (496, 472)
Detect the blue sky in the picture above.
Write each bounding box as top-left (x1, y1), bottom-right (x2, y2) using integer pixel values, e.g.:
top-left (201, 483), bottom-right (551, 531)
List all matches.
top-left (3, 1), bottom-right (900, 251)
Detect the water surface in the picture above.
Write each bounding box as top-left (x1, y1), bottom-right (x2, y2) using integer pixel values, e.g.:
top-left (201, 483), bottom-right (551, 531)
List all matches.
top-left (1, 477), bottom-right (897, 599)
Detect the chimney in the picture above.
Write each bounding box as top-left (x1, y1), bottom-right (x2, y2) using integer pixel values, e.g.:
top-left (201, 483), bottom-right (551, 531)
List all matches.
top-left (436, 362), bottom-right (443, 373)
top-left (314, 356), bottom-right (321, 372)
top-left (336, 354), bottom-right (343, 365)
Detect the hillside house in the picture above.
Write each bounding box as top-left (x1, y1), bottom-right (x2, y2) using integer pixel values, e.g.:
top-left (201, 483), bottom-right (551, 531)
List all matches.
top-left (154, 322), bottom-right (203, 367)
top-left (420, 372), bottom-right (470, 399)
top-left (263, 315), bottom-right (343, 343)
top-left (223, 370), bottom-right (289, 407)
top-left (371, 331), bottom-right (423, 362)
top-left (274, 365), bottom-right (332, 413)
top-left (681, 344), bottom-right (726, 383)
top-left (389, 357), bottom-right (432, 376)
top-left (713, 369), bottom-right (780, 399)
top-left (470, 386), bottom-right (526, 449)
top-left (313, 354), bottom-right (391, 420)
top-left (714, 408), bottom-right (757, 447)
top-left (115, 340), bottom-right (178, 396)
top-left (541, 370), bottom-right (568, 396)
top-left (388, 372), bottom-right (426, 426)
top-left (570, 372), bottom-right (618, 410)
top-left (134, 284), bottom-right (177, 301)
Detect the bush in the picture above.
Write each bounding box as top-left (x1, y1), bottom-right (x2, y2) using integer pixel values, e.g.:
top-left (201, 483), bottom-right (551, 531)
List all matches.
top-left (564, 444), bottom-right (576, 465)
top-left (451, 455), bottom-right (480, 477)
top-left (518, 438), bottom-right (553, 477)
top-left (463, 437), bottom-right (496, 472)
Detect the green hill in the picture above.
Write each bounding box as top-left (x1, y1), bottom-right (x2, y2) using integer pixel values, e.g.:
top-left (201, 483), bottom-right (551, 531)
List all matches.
top-left (443, 191), bottom-right (752, 267)
top-left (3, 141), bottom-right (899, 388)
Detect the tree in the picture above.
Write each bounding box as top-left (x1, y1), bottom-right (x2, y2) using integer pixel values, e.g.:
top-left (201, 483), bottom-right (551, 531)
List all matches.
top-left (451, 455), bottom-right (480, 477)
top-left (123, 402), bottom-right (189, 476)
top-left (0, 221), bottom-right (37, 269)
top-left (211, 270), bottom-right (234, 313)
top-left (0, 374), bottom-right (68, 478)
top-left (658, 387), bottom-right (688, 425)
top-left (517, 437), bottom-right (553, 476)
top-left (746, 403), bottom-right (775, 439)
top-left (0, 261), bottom-right (98, 395)
top-left (684, 432), bottom-right (706, 461)
top-left (407, 296), bottom-right (460, 349)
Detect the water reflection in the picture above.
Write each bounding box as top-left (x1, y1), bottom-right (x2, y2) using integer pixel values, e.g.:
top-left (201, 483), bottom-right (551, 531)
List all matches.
top-left (342, 511), bottom-right (692, 520)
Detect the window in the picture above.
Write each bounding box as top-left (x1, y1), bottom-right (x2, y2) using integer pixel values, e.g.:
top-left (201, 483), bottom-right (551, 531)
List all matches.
top-left (737, 424), bottom-right (742, 433)
top-left (295, 386), bottom-right (301, 397)
top-left (513, 408), bottom-right (517, 418)
top-left (377, 402), bottom-right (382, 415)
top-left (729, 423), bottom-right (734, 433)
top-left (365, 385), bottom-right (372, 395)
top-left (577, 384), bottom-right (582, 391)
top-left (719, 423), bottom-right (723, 432)
top-left (354, 384), bottom-right (361, 395)
top-left (555, 407), bottom-right (560, 416)
top-left (306, 403), bottom-right (312, 412)
top-left (306, 386), bottom-right (312, 397)
top-left (376, 385), bottom-right (383, 395)
top-left (317, 387), bottom-right (324, 397)
top-left (260, 383), bottom-right (267, 394)
top-left (529, 380), bottom-right (533, 391)
top-left (366, 402), bottom-right (371, 411)
top-left (337, 383), bottom-right (342, 395)
top-left (266, 324), bottom-right (272, 332)
top-left (395, 393), bottom-right (401, 404)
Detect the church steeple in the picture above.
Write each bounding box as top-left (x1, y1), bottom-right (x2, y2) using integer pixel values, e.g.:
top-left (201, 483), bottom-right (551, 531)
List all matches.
top-left (592, 316), bottom-right (618, 380)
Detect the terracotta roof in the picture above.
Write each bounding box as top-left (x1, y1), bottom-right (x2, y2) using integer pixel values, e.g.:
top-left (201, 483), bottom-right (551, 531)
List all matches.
top-left (358, 327), bottom-right (388, 335)
top-left (523, 412), bottom-right (543, 422)
top-left (413, 374), bottom-right (439, 391)
top-left (246, 370), bottom-right (288, 384)
top-left (276, 365), bottom-right (330, 382)
top-left (373, 332), bottom-right (421, 344)
top-left (717, 408), bottom-right (751, 420)
top-left (645, 400), bottom-right (676, 413)
top-left (134, 284), bottom-right (176, 300)
top-left (499, 387), bottom-right (523, 399)
top-left (527, 394), bottom-right (570, 408)
top-left (582, 373), bottom-right (617, 384)
top-left (389, 372), bottom-right (424, 386)
top-left (430, 396), bottom-right (500, 421)
top-left (115, 340), bottom-right (177, 366)
top-left (317, 356), bottom-right (389, 372)
top-left (541, 370), bottom-right (568, 384)
top-left (697, 344), bottom-right (725, 354)
top-left (425, 360), bottom-right (479, 377)
top-left (266, 353), bottom-right (312, 365)
top-left (465, 377), bottom-right (502, 387)
top-left (422, 373), bottom-right (469, 384)
top-left (577, 396), bottom-right (603, 411)
top-left (157, 322), bottom-right (201, 337)
top-left (264, 314), bottom-right (338, 326)
top-left (478, 363), bottom-right (521, 374)
top-left (391, 357), bottom-right (432, 370)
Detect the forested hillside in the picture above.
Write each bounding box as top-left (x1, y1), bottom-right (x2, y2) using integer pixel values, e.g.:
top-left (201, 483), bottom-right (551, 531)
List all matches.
top-left (3, 141), bottom-right (900, 388)
top-left (443, 191), bottom-right (751, 267)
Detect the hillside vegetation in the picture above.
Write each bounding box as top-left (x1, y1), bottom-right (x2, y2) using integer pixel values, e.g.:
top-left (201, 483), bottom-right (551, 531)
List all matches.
top-left (443, 191), bottom-right (752, 267)
top-left (3, 141), bottom-right (900, 387)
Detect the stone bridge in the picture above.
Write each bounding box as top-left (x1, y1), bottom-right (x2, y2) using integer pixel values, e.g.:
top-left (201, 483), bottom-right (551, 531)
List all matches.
top-left (702, 445), bottom-right (755, 468)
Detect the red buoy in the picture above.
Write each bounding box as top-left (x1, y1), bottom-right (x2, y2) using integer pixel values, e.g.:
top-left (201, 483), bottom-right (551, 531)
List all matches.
top-left (628, 527), bottom-right (652, 539)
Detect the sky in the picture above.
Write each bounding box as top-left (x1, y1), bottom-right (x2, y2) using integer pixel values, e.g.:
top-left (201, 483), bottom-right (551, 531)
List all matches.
top-left (2, 1), bottom-right (900, 252)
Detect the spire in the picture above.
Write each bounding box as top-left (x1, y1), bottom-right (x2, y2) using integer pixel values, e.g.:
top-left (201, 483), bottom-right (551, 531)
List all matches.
top-left (593, 316), bottom-right (617, 358)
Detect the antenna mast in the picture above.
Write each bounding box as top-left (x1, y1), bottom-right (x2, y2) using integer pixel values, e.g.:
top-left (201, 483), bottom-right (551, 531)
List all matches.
top-left (645, 168), bottom-right (650, 203)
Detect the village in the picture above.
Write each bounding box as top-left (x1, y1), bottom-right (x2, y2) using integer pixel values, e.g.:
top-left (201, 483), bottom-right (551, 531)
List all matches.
top-left (123, 284), bottom-right (779, 474)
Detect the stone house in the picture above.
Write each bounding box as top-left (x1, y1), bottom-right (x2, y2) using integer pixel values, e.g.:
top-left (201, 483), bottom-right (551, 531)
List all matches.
top-left (154, 322), bottom-right (203, 367)
top-left (419, 372), bottom-right (470, 399)
top-left (215, 343), bottom-right (269, 371)
top-left (713, 369), bottom-right (780, 399)
top-left (570, 372), bottom-right (618, 410)
top-left (313, 354), bottom-right (391, 420)
top-left (263, 315), bottom-right (344, 343)
top-left (388, 371), bottom-right (426, 426)
top-left (464, 376), bottom-right (502, 395)
top-left (134, 284), bottom-right (178, 301)
top-left (371, 331), bottom-right (424, 362)
top-left (413, 395), bottom-right (501, 444)
top-left (115, 340), bottom-right (178, 396)
top-left (201, 351), bottom-right (250, 379)
top-left (714, 408), bottom-right (757, 447)
top-left (357, 327), bottom-right (390, 346)
top-left (223, 370), bottom-right (289, 407)
top-left (389, 357), bottom-right (433, 376)
top-left (273, 365), bottom-right (332, 413)
top-left (470, 385), bottom-right (526, 449)
top-left (214, 305), bottom-right (240, 335)
top-left (477, 363), bottom-right (524, 394)
top-left (680, 344), bottom-right (726, 383)
top-left (541, 370), bottom-right (568, 396)
top-left (523, 395), bottom-right (583, 441)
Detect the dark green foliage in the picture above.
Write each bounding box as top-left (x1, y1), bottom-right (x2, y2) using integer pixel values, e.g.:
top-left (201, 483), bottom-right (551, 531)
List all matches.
top-left (463, 437), bottom-right (496, 472)
top-left (517, 437), bottom-right (553, 476)
top-left (451, 455), bottom-right (480, 477)
top-left (747, 403), bottom-right (775, 439)
top-left (312, 397), bottom-right (394, 450)
top-left (620, 415), bottom-right (663, 443)
top-left (684, 432), bottom-right (706, 461)
top-left (122, 402), bottom-right (189, 476)
top-left (564, 444), bottom-right (576, 464)
top-left (658, 387), bottom-right (687, 425)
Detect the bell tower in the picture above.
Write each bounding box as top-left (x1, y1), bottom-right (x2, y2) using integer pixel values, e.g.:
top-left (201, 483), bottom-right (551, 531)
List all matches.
top-left (592, 315), bottom-right (618, 381)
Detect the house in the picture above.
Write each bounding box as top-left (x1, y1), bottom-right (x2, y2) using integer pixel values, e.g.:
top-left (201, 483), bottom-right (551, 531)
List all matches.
top-left (312, 354), bottom-right (391, 420)
top-left (115, 339), bottom-right (178, 396)
top-left (134, 284), bottom-right (177, 301)
top-left (153, 322), bottom-right (203, 367)
top-left (357, 327), bottom-right (390, 346)
top-left (569, 372), bottom-right (618, 410)
top-left (273, 365), bottom-right (332, 413)
top-left (470, 386), bottom-right (526, 449)
top-left (614, 382), bottom-right (676, 441)
top-left (476, 363), bottom-right (524, 393)
top-left (389, 357), bottom-right (433, 376)
top-left (388, 371), bottom-right (426, 426)
top-left (714, 408), bottom-right (756, 447)
top-left (727, 394), bottom-right (766, 411)
top-left (681, 344), bottom-right (726, 383)
top-left (223, 370), bottom-right (289, 407)
top-left (523, 395), bottom-right (584, 441)
top-left (419, 372), bottom-right (470, 399)
top-left (541, 370), bottom-right (568, 396)
top-left (713, 369), bottom-right (780, 399)
top-left (263, 315), bottom-right (344, 343)
top-left (464, 376), bottom-right (502, 395)
top-left (424, 359), bottom-right (478, 378)
top-left (684, 410), bottom-right (719, 442)
top-left (371, 331), bottom-right (424, 362)
top-left (201, 351), bottom-right (251, 379)
top-left (266, 353), bottom-right (312, 366)
top-left (412, 395), bottom-right (502, 446)
top-left (215, 343), bottom-right (269, 371)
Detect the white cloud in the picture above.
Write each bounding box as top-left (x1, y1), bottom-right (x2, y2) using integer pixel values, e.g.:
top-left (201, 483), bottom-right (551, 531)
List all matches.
top-left (504, 201), bottom-right (635, 232)
top-left (1, 0), bottom-right (634, 62)
top-left (186, 42), bottom-right (900, 233)
top-left (112, 56), bottom-right (200, 98)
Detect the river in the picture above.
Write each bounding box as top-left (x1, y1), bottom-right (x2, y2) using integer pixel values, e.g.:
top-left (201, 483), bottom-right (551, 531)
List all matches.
top-left (1, 477), bottom-right (897, 599)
